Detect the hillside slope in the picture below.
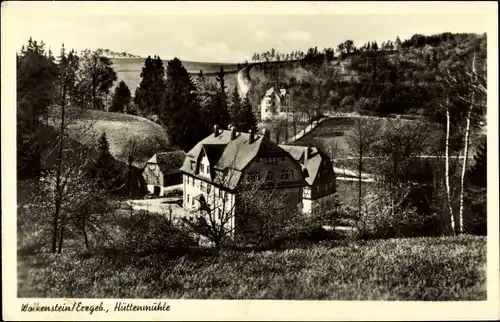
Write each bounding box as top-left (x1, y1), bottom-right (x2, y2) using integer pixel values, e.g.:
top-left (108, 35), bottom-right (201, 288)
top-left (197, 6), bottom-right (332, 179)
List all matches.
top-left (46, 109), bottom-right (170, 168)
top-left (245, 33), bottom-right (486, 120)
top-left (67, 110), bottom-right (170, 167)
top-left (111, 58), bottom-right (242, 94)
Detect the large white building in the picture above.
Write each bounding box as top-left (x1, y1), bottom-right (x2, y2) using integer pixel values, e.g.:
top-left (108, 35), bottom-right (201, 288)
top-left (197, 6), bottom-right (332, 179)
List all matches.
top-left (180, 125), bottom-right (337, 241)
top-left (260, 87), bottom-right (292, 121)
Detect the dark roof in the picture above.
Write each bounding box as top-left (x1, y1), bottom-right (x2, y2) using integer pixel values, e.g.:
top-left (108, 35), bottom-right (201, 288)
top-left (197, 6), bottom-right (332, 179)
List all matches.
top-left (181, 129), bottom-right (305, 190)
top-left (279, 145), bottom-right (333, 185)
top-left (146, 150), bottom-right (186, 174)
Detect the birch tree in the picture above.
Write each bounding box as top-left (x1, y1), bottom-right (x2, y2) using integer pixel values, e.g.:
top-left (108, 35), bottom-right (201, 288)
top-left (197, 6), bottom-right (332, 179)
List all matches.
top-left (438, 52), bottom-right (487, 234)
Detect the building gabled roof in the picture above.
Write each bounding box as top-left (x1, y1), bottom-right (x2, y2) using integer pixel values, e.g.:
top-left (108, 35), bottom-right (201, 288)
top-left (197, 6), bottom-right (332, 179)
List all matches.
top-left (279, 145), bottom-right (332, 186)
top-left (146, 150), bottom-right (186, 175)
top-left (263, 87), bottom-right (287, 100)
top-left (181, 128), bottom-right (305, 190)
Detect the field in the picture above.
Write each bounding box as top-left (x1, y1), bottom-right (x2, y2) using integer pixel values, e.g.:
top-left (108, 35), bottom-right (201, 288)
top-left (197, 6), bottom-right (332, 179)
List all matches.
top-left (294, 116), bottom-right (430, 159)
top-left (66, 109), bottom-right (169, 166)
top-left (111, 58), bottom-right (241, 94)
top-left (17, 236), bottom-right (485, 300)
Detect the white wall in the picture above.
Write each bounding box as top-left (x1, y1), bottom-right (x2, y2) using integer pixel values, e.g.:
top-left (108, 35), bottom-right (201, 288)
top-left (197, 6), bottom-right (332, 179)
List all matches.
top-left (183, 174), bottom-right (236, 229)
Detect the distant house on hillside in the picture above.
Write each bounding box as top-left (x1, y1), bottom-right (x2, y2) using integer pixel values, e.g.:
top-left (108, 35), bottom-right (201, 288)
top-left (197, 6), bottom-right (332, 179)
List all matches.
top-left (280, 145), bottom-right (336, 214)
top-left (180, 125), bottom-right (308, 242)
top-left (260, 87), bottom-right (292, 121)
top-left (142, 150), bottom-right (186, 196)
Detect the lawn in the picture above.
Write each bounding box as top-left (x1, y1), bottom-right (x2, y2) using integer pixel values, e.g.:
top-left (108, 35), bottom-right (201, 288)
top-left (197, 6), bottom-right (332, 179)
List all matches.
top-left (66, 109), bottom-right (169, 167)
top-left (294, 116), bottom-right (443, 159)
top-left (17, 235), bottom-right (486, 300)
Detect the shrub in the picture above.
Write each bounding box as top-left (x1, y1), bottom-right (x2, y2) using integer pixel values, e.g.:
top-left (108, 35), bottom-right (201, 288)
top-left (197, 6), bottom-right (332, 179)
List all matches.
top-left (115, 210), bottom-right (198, 252)
top-left (340, 95), bottom-right (356, 111)
top-left (164, 189), bottom-right (182, 198)
top-left (358, 187), bottom-right (440, 239)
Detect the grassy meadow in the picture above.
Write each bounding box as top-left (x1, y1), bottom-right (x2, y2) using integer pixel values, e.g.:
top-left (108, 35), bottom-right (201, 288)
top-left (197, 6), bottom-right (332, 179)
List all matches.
top-left (66, 110), bottom-right (169, 167)
top-left (18, 235), bottom-right (486, 300)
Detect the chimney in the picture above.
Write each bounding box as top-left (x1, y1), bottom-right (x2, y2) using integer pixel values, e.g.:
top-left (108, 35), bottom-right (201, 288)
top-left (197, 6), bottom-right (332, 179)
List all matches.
top-left (213, 124), bottom-right (220, 136)
top-left (230, 126), bottom-right (236, 140)
top-left (262, 128), bottom-right (270, 140)
top-left (248, 129), bottom-right (254, 144)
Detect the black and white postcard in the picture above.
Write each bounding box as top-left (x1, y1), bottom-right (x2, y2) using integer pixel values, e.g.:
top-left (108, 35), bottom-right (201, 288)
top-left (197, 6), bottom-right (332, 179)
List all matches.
top-left (2, 1), bottom-right (499, 321)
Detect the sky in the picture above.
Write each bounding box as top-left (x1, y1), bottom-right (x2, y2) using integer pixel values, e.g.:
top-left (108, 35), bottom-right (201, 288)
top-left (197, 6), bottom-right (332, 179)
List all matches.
top-left (4, 2), bottom-right (492, 63)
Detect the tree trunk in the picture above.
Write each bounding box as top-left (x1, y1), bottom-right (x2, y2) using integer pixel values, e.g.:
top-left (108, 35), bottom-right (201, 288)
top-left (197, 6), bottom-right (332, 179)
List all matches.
top-left (458, 99), bottom-right (473, 235)
top-left (127, 160), bottom-right (133, 196)
top-left (92, 69), bottom-right (97, 110)
top-left (82, 220), bottom-right (89, 250)
top-left (444, 99), bottom-right (455, 234)
top-left (358, 135), bottom-right (363, 219)
top-left (57, 214), bottom-right (65, 253)
top-left (458, 53), bottom-right (478, 235)
top-left (52, 83), bottom-right (66, 253)
top-left (51, 197), bottom-right (61, 253)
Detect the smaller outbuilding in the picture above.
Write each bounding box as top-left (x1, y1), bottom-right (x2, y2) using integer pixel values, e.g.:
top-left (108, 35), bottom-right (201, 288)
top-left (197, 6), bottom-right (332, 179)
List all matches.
top-left (142, 150), bottom-right (186, 196)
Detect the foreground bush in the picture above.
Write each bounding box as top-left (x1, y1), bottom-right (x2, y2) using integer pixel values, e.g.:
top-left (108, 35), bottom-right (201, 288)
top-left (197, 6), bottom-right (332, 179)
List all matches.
top-left (18, 236), bottom-right (486, 300)
top-left (113, 210), bottom-right (198, 252)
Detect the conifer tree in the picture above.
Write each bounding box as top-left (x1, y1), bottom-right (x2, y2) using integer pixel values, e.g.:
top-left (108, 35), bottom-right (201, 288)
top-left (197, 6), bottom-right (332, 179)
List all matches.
top-left (395, 36), bottom-right (402, 50)
top-left (90, 132), bottom-right (121, 190)
top-left (134, 55), bottom-right (165, 115)
top-left (237, 97), bottom-right (258, 133)
top-left (229, 84), bottom-right (241, 124)
top-left (110, 80), bottom-right (131, 113)
top-left (202, 65), bottom-right (230, 130)
top-left (161, 58), bottom-right (208, 151)
top-left (17, 38), bottom-right (59, 179)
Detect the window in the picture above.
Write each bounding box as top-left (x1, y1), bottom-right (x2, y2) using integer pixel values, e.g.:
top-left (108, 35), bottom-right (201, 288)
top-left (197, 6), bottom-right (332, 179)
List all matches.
top-left (200, 164), bottom-right (205, 173)
top-left (206, 166), bottom-right (210, 174)
top-left (207, 184), bottom-right (211, 194)
top-left (219, 189), bottom-right (224, 199)
top-left (201, 182), bottom-right (206, 192)
top-left (280, 169), bottom-right (293, 181)
top-left (187, 194), bottom-right (190, 203)
top-left (191, 162), bottom-right (195, 170)
top-left (248, 172), bottom-right (260, 182)
top-left (266, 172), bottom-right (273, 181)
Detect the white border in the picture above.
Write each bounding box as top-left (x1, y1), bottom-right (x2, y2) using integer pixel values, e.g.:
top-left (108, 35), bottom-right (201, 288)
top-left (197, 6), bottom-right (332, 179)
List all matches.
top-left (2, 1), bottom-right (499, 321)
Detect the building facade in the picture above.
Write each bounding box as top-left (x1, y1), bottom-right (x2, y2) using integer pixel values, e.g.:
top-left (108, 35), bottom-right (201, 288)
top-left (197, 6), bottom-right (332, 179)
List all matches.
top-left (260, 87), bottom-right (292, 121)
top-left (180, 125), bottom-right (308, 241)
top-left (142, 150), bottom-right (186, 196)
top-left (279, 145), bottom-right (337, 214)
